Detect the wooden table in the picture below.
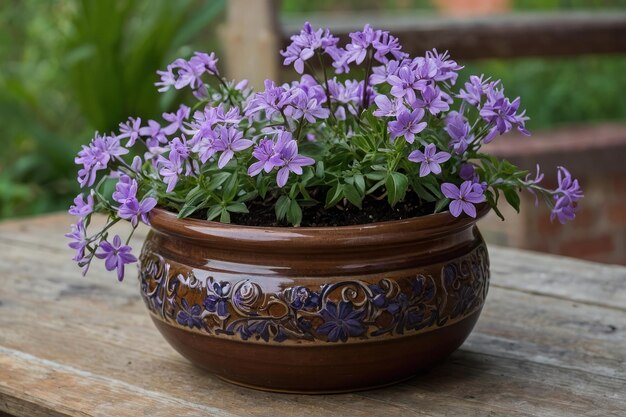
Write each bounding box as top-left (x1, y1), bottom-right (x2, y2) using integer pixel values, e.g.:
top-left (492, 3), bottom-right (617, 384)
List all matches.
top-left (0, 214), bottom-right (624, 416)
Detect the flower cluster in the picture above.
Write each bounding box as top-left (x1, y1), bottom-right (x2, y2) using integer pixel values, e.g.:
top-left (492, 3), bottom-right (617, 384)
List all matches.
top-left (67, 22), bottom-right (582, 281)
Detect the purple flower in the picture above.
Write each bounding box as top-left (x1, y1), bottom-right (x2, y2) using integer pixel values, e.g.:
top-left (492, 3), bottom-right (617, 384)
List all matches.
top-left (525, 164), bottom-right (545, 206)
top-left (372, 31), bottom-right (406, 63)
top-left (441, 181), bottom-right (486, 218)
top-left (387, 66), bottom-right (426, 103)
top-left (68, 192), bottom-right (94, 216)
top-left (139, 120), bottom-right (168, 147)
top-left (459, 163), bottom-right (476, 181)
top-left (411, 85), bottom-right (450, 115)
top-left (188, 106), bottom-right (219, 146)
top-left (373, 94), bottom-right (406, 117)
top-left (117, 117), bottom-right (142, 147)
top-left (445, 111), bottom-right (472, 154)
top-left (281, 44), bottom-right (314, 74)
top-left (326, 45), bottom-right (350, 74)
top-left (317, 301), bottom-right (365, 342)
top-left (273, 131), bottom-right (315, 187)
top-left (158, 154), bottom-right (183, 193)
top-left (168, 135), bottom-right (191, 165)
top-left (288, 87), bottom-right (330, 123)
top-left (388, 108), bottom-right (427, 144)
top-left (291, 22), bottom-right (339, 51)
top-left (162, 105), bottom-right (190, 136)
top-left (75, 133), bottom-right (128, 187)
top-left (95, 235), bottom-right (137, 282)
top-left (214, 104), bottom-right (242, 125)
top-left (458, 74), bottom-right (494, 107)
top-left (248, 138), bottom-right (281, 176)
top-left (112, 175), bottom-right (137, 204)
top-left (192, 134), bottom-right (217, 164)
top-left (65, 220), bottom-right (88, 263)
top-left (370, 60), bottom-right (399, 85)
top-left (176, 299), bottom-right (204, 329)
top-left (281, 22), bottom-right (338, 73)
top-left (426, 49), bottom-right (462, 85)
top-left (214, 126), bottom-right (253, 169)
top-left (550, 166), bottom-right (583, 224)
top-left (155, 65), bottom-right (176, 92)
top-left (130, 155), bottom-right (143, 172)
top-left (155, 52), bottom-right (218, 96)
top-left (327, 78), bottom-right (362, 106)
top-left (408, 144), bottom-right (451, 177)
top-left (480, 93), bottom-right (530, 141)
top-left (189, 51), bottom-right (219, 76)
top-left (344, 24), bottom-right (377, 65)
top-left (118, 197), bottom-right (158, 227)
top-left (172, 58), bottom-right (203, 90)
top-left (245, 80), bottom-right (292, 119)
top-left (411, 56), bottom-right (438, 83)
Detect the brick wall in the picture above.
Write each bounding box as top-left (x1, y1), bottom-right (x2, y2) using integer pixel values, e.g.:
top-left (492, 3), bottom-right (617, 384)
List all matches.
top-left (478, 123), bottom-right (626, 265)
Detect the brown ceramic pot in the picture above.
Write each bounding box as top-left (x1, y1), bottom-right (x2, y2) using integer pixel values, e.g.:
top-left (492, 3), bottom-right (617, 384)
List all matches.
top-left (139, 205), bottom-right (490, 393)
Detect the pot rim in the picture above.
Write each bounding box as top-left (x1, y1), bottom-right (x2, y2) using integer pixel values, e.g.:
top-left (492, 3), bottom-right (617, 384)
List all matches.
top-left (148, 203), bottom-right (490, 251)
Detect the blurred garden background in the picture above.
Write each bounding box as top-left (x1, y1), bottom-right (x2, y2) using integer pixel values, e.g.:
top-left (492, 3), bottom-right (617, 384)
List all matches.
top-left (1, 0), bottom-right (625, 252)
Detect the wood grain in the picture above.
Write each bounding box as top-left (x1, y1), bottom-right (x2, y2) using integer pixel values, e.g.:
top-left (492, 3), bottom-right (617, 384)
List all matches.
top-left (280, 12), bottom-right (626, 60)
top-left (0, 213), bottom-right (624, 416)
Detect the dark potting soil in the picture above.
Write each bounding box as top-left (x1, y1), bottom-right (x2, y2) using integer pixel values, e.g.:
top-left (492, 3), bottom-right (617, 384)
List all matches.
top-left (228, 193), bottom-right (436, 227)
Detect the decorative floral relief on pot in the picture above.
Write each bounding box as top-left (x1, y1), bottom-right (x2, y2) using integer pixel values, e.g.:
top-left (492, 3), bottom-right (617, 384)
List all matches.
top-left (139, 244), bottom-right (489, 344)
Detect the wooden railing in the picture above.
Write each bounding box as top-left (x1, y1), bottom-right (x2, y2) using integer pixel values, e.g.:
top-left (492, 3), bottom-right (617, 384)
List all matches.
top-left (219, 0), bottom-right (626, 87)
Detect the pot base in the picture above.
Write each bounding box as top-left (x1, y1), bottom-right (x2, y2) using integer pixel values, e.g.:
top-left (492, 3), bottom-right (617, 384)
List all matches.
top-left (150, 309), bottom-right (481, 393)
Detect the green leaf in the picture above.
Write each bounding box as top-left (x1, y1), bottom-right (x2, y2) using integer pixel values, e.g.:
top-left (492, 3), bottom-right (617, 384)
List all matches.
top-left (219, 209), bottom-right (231, 223)
top-left (300, 167), bottom-right (314, 184)
top-left (423, 181), bottom-right (443, 199)
top-left (275, 195), bottom-right (290, 221)
top-left (485, 189), bottom-right (505, 221)
top-left (325, 184), bottom-right (344, 208)
top-left (365, 172), bottom-right (386, 181)
top-left (222, 173), bottom-right (238, 202)
top-left (177, 185), bottom-right (207, 218)
top-left (206, 172), bottom-right (232, 191)
top-left (503, 188), bottom-right (521, 213)
top-left (353, 174), bottom-right (366, 195)
top-left (237, 190), bottom-right (258, 203)
top-left (206, 205), bottom-right (222, 221)
top-left (386, 172), bottom-right (408, 206)
top-left (315, 161), bottom-right (325, 178)
top-left (287, 200), bottom-right (303, 226)
top-left (434, 198), bottom-right (451, 213)
top-left (343, 183), bottom-right (363, 209)
top-left (257, 176), bottom-right (268, 199)
top-left (412, 181), bottom-right (437, 202)
top-left (226, 202), bottom-right (249, 213)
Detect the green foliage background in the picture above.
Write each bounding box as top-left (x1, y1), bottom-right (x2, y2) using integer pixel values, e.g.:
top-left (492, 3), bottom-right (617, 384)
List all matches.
top-left (1, 0), bottom-right (625, 219)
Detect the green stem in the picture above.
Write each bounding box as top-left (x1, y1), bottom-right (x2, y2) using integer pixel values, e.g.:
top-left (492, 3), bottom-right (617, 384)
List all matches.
top-left (360, 49), bottom-right (374, 112)
top-left (295, 116), bottom-right (306, 141)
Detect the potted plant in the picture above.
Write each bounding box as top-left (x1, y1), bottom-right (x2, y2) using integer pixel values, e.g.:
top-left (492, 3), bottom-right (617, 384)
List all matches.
top-left (66, 22), bottom-right (583, 393)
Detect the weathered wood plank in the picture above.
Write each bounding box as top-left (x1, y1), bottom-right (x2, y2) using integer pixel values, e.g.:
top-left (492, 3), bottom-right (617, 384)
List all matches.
top-left (489, 246), bottom-right (626, 311)
top-left (280, 12), bottom-right (626, 60)
top-left (0, 347), bottom-right (242, 417)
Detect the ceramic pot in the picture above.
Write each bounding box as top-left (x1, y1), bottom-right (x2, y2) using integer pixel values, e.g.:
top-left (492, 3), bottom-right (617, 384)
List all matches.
top-left (139, 205), bottom-right (490, 393)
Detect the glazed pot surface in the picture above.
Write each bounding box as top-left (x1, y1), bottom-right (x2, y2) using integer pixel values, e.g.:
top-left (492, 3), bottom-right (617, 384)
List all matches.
top-left (139, 206), bottom-right (490, 393)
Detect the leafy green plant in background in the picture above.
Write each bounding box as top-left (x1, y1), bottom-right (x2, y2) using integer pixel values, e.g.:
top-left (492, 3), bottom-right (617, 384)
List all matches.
top-left (461, 56), bottom-right (626, 129)
top-left (0, 0), bottom-right (224, 218)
